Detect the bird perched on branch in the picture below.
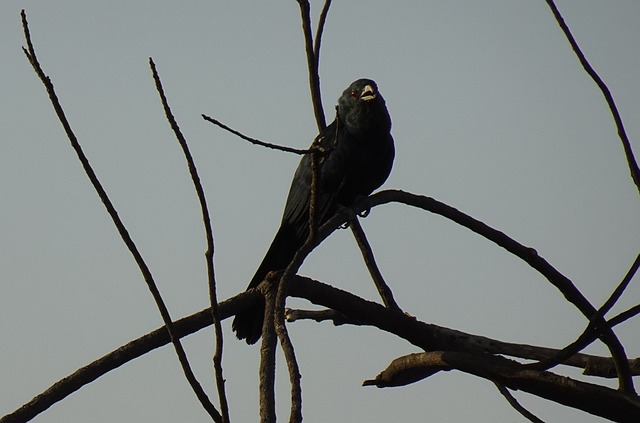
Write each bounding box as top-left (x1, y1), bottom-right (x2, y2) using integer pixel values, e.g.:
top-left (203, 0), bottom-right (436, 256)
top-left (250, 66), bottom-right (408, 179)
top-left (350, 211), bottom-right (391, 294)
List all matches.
top-left (233, 78), bottom-right (395, 344)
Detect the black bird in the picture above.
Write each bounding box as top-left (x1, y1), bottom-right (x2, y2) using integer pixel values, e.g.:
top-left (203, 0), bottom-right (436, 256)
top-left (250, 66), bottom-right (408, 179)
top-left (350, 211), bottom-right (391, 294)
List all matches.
top-left (232, 79), bottom-right (395, 344)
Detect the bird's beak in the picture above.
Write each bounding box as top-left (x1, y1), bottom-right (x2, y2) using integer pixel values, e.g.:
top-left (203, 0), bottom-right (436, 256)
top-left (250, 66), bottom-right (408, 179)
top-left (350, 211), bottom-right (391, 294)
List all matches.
top-left (360, 85), bottom-right (377, 101)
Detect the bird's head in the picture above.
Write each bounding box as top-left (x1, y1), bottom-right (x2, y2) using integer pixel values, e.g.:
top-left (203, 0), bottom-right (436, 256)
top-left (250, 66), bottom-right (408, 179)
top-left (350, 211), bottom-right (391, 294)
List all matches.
top-left (337, 79), bottom-right (391, 134)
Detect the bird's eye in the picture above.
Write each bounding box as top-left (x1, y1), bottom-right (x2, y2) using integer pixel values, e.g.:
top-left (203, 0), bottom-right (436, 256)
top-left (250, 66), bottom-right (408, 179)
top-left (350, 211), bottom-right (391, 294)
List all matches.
top-left (350, 90), bottom-right (358, 98)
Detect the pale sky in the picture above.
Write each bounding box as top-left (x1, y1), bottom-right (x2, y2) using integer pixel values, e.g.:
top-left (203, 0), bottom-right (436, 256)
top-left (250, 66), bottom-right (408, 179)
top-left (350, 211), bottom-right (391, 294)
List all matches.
top-left (1, 1), bottom-right (639, 422)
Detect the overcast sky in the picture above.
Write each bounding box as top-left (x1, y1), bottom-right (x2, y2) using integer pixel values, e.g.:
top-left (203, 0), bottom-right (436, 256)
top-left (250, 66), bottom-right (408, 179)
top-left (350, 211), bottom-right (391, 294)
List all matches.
top-left (1, 1), bottom-right (639, 422)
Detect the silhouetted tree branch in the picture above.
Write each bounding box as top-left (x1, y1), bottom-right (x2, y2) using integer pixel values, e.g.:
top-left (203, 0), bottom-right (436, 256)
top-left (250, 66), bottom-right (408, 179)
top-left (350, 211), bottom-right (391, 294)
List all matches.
top-left (544, 0), bottom-right (640, 195)
top-left (363, 352), bottom-right (640, 423)
top-left (3, 270), bottom-right (638, 423)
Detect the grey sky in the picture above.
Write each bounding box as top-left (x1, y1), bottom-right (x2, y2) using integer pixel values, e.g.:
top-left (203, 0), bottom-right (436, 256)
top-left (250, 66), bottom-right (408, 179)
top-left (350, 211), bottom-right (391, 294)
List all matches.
top-left (1, 1), bottom-right (639, 422)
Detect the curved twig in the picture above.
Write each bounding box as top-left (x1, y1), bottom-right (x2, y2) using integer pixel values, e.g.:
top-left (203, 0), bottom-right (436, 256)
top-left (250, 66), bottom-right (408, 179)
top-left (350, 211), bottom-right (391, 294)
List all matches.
top-left (202, 113), bottom-right (312, 155)
top-left (494, 382), bottom-right (546, 423)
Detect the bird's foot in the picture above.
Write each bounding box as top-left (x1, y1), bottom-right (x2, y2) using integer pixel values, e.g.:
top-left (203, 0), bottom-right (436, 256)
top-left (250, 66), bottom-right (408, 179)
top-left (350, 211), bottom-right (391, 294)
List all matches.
top-left (354, 195), bottom-right (372, 218)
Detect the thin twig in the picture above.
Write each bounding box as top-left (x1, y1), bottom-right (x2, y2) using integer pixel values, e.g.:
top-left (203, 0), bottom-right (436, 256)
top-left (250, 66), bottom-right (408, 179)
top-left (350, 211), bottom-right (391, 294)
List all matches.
top-left (349, 216), bottom-right (401, 311)
top-left (531, 252), bottom-right (640, 374)
top-left (600, 252), bottom-right (640, 316)
top-left (20, 10), bottom-right (222, 422)
top-left (494, 382), bottom-right (546, 423)
top-left (202, 113), bottom-right (312, 155)
top-left (296, 0), bottom-right (326, 131)
top-left (150, 58), bottom-right (229, 422)
top-left (609, 304), bottom-right (640, 329)
top-left (544, 0), bottom-right (640, 195)
top-left (313, 0), bottom-right (332, 62)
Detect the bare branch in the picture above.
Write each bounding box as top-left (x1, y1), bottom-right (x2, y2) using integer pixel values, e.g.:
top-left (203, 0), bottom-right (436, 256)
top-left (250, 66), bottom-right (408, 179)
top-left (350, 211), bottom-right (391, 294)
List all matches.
top-left (363, 352), bottom-right (640, 422)
top-left (313, 0), bottom-right (332, 62)
top-left (529, 252), bottom-right (640, 376)
top-left (544, 0), bottom-right (640, 195)
top-left (0, 291), bottom-right (257, 423)
top-left (494, 382), bottom-right (546, 423)
top-left (20, 10), bottom-right (221, 422)
top-left (285, 308), bottom-right (357, 326)
top-left (150, 58), bottom-right (229, 422)
top-left (601, 252), bottom-right (640, 316)
top-left (4, 277), bottom-right (638, 423)
top-left (202, 113), bottom-right (312, 155)
top-left (296, 0), bottom-right (326, 131)
top-left (274, 278), bottom-right (303, 423)
top-left (287, 276), bottom-right (640, 377)
top-left (608, 304), bottom-right (640, 330)
top-left (259, 279), bottom-right (278, 423)
top-left (349, 215), bottom-right (401, 310)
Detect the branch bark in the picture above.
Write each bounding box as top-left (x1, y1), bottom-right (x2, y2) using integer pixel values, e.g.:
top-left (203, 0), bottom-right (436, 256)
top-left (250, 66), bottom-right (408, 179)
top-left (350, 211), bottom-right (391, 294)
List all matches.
top-left (363, 352), bottom-right (640, 423)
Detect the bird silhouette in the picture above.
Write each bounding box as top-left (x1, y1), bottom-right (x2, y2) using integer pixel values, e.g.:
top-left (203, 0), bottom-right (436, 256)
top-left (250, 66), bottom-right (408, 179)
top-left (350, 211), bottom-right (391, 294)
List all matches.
top-left (232, 79), bottom-right (395, 344)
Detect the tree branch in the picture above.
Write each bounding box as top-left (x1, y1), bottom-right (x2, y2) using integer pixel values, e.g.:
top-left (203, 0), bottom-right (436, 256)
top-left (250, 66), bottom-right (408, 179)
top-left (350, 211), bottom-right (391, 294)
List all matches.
top-left (363, 352), bottom-right (640, 422)
top-left (259, 278), bottom-right (278, 423)
top-left (528, 252), bottom-right (640, 375)
top-left (4, 277), bottom-right (638, 423)
top-left (202, 113), bottom-right (312, 155)
top-left (543, 0), bottom-right (640, 195)
top-left (296, 0), bottom-right (326, 131)
top-left (349, 215), bottom-right (401, 310)
top-left (313, 0), bottom-right (332, 61)
top-left (494, 382), bottom-right (546, 423)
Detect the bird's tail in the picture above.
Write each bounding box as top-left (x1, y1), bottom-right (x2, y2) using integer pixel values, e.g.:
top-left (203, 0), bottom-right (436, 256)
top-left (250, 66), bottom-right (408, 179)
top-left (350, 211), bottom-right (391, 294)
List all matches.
top-left (232, 224), bottom-right (300, 344)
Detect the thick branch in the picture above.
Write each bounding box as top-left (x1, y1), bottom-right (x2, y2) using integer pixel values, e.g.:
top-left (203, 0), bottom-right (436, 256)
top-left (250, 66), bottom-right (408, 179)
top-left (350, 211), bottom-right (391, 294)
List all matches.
top-left (364, 352), bottom-right (640, 423)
